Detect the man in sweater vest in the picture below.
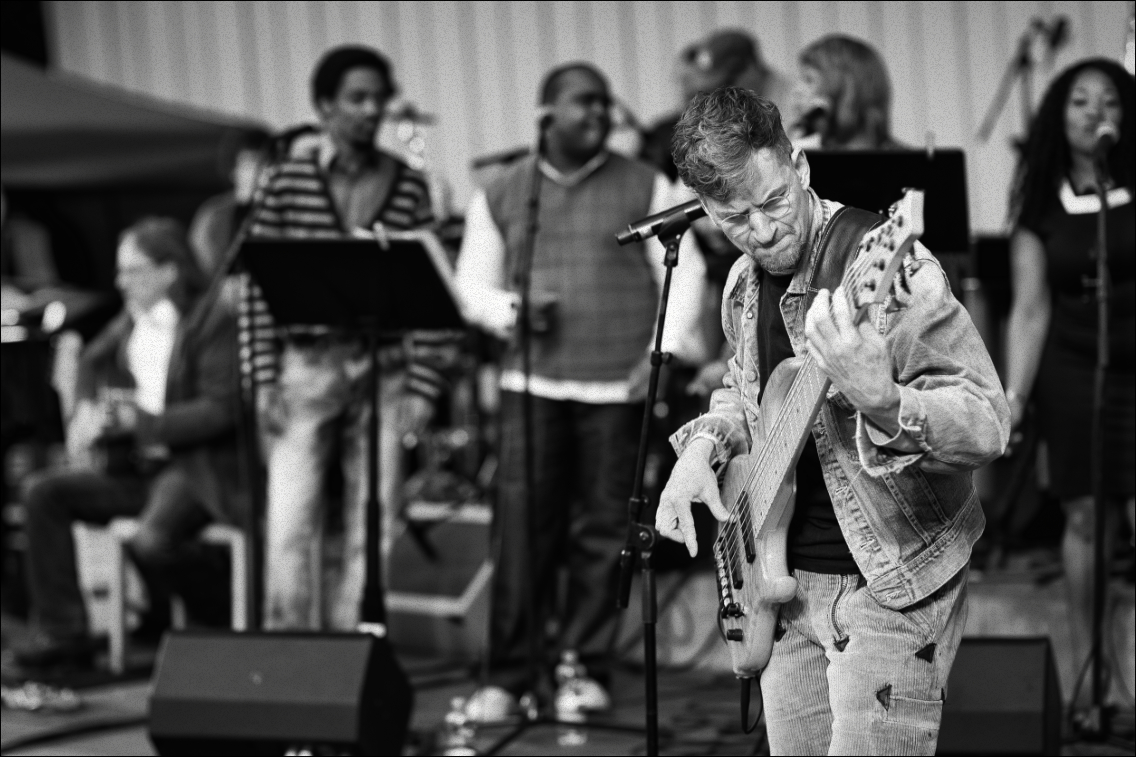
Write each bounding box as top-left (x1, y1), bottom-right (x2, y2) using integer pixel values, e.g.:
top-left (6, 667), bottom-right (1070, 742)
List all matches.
top-left (245, 47), bottom-right (451, 631)
top-left (456, 63), bottom-right (706, 716)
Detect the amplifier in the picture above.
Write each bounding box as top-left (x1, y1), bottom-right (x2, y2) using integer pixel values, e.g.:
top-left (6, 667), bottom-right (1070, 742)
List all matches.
top-left (148, 630), bottom-right (412, 755)
top-left (939, 637), bottom-right (1061, 755)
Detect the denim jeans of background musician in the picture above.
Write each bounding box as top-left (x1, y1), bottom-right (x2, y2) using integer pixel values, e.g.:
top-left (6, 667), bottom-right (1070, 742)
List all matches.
top-left (762, 566), bottom-right (968, 755)
top-left (263, 340), bottom-right (432, 631)
top-left (487, 391), bottom-right (638, 692)
top-left (24, 466), bottom-right (229, 641)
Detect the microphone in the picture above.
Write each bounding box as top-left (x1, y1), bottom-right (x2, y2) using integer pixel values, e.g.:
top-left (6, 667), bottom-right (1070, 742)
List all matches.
top-left (616, 199), bottom-right (705, 245)
top-left (536, 105), bottom-right (554, 129)
top-left (1094, 121), bottom-right (1119, 160)
top-left (795, 102), bottom-right (830, 138)
top-left (471, 108), bottom-right (554, 169)
top-left (1093, 121), bottom-right (1119, 186)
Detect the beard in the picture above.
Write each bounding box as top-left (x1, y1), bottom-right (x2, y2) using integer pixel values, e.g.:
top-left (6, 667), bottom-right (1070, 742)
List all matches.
top-left (745, 233), bottom-right (805, 276)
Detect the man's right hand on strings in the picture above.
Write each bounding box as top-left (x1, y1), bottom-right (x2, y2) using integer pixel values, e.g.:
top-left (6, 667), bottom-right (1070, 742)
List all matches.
top-left (656, 437), bottom-right (729, 557)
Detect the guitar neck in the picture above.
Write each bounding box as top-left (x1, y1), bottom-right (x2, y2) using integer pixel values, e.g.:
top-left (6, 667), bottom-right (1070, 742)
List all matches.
top-left (746, 355), bottom-right (831, 524)
top-left (740, 191), bottom-right (923, 527)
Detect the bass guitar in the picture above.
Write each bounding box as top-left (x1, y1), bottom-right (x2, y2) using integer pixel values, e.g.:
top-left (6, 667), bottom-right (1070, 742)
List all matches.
top-left (714, 189), bottom-right (925, 679)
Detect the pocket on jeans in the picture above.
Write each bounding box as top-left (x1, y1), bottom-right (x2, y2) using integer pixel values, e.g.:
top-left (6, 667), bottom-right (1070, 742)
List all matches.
top-left (894, 567), bottom-right (963, 643)
top-left (892, 594), bottom-right (939, 643)
top-left (881, 694), bottom-right (943, 729)
top-left (872, 694), bottom-right (942, 756)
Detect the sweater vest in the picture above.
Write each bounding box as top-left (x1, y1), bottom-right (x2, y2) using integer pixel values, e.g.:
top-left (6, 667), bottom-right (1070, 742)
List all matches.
top-left (485, 153), bottom-right (658, 382)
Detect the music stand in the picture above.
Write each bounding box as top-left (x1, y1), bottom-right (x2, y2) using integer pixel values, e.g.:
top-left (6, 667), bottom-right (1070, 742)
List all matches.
top-left (806, 149), bottom-right (970, 251)
top-left (239, 231), bottom-right (464, 626)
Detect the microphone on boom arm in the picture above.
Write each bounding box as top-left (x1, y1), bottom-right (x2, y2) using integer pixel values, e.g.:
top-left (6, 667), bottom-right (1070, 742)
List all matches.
top-left (616, 199), bottom-right (706, 246)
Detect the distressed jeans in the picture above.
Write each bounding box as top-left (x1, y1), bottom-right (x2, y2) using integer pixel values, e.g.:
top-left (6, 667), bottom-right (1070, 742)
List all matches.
top-left (762, 566), bottom-right (968, 755)
top-left (263, 341), bottom-right (430, 631)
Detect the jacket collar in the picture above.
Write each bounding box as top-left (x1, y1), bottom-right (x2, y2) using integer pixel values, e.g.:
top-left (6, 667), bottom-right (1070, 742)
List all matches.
top-left (787, 188), bottom-right (835, 295)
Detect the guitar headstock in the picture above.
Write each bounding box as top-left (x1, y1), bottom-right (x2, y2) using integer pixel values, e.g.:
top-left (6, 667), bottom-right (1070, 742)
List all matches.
top-left (846, 189), bottom-right (925, 321)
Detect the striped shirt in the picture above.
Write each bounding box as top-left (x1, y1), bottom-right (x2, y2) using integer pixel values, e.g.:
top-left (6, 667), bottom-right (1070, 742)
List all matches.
top-left (240, 142), bottom-right (451, 399)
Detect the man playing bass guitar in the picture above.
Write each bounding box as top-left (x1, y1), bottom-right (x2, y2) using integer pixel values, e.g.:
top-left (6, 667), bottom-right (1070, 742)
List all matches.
top-left (656, 88), bottom-right (1010, 755)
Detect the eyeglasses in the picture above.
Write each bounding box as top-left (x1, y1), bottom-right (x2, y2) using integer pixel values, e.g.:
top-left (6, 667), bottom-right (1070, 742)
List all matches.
top-left (719, 192), bottom-right (793, 233)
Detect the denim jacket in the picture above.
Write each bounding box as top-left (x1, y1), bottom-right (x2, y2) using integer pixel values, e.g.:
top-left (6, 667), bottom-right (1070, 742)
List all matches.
top-left (671, 193), bottom-right (1010, 609)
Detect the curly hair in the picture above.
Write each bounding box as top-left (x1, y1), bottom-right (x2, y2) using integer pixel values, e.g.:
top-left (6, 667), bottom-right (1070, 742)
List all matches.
top-left (799, 35), bottom-right (893, 147)
top-left (1011, 58), bottom-right (1135, 231)
top-left (671, 87), bottom-right (793, 201)
top-left (311, 46), bottom-right (397, 106)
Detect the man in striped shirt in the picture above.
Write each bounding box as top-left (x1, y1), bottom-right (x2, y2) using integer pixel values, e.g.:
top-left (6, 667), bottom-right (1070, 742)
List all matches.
top-left (245, 46), bottom-right (449, 631)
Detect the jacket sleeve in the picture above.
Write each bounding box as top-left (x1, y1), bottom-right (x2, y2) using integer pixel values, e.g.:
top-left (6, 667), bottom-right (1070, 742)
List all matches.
top-left (137, 306), bottom-right (238, 449)
top-left (855, 244), bottom-right (1010, 475)
top-left (669, 258), bottom-right (752, 473)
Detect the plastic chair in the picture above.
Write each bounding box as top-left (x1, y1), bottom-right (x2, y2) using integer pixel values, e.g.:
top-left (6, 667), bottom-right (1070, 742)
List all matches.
top-left (105, 518), bottom-right (247, 674)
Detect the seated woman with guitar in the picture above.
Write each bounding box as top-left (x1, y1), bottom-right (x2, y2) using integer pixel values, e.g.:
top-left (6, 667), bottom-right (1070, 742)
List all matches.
top-left (15, 217), bottom-right (242, 671)
top-left (657, 89), bottom-right (1009, 755)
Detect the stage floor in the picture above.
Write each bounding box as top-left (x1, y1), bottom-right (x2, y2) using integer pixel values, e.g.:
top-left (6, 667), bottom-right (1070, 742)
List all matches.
top-left (2, 566), bottom-right (1134, 756)
top-left (2, 665), bottom-right (1134, 756)
top-left (1, 666), bottom-right (763, 756)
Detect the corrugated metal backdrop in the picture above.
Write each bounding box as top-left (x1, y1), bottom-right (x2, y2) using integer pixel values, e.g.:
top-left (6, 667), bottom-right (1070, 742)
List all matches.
top-left (46, 1), bottom-right (1130, 234)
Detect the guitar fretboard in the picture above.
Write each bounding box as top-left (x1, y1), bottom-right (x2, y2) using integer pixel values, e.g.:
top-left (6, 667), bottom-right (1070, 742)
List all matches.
top-left (740, 354), bottom-right (830, 526)
top-left (726, 190), bottom-right (923, 537)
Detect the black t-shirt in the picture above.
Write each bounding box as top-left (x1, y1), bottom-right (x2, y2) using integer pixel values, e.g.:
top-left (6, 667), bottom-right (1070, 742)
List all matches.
top-left (757, 271), bottom-right (860, 575)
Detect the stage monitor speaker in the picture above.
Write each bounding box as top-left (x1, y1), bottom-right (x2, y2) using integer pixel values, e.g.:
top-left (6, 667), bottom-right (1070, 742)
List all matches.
top-left (148, 630), bottom-right (412, 756)
top-left (938, 637), bottom-right (1061, 756)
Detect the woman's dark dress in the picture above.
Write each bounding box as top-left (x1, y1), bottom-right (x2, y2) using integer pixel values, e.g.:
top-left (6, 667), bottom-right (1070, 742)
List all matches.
top-left (1028, 184), bottom-right (1135, 499)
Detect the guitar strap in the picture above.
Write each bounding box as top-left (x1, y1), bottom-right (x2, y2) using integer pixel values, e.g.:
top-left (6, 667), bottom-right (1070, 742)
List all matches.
top-left (808, 206), bottom-right (885, 306)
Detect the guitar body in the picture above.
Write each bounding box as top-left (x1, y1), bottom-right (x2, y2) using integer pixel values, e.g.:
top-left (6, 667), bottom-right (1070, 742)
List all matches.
top-left (715, 358), bottom-right (805, 678)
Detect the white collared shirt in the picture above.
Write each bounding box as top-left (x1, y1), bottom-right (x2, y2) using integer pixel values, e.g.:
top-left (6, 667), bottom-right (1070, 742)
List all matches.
top-left (1058, 179), bottom-right (1133, 215)
top-left (127, 298), bottom-right (179, 415)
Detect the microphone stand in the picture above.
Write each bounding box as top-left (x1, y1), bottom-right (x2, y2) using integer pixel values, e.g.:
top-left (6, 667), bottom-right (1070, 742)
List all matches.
top-left (1081, 160), bottom-right (1113, 740)
top-left (480, 127), bottom-right (547, 757)
top-left (518, 126), bottom-right (544, 711)
top-left (482, 174), bottom-right (693, 757)
top-left (220, 208), bottom-right (268, 630)
top-left (615, 210), bottom-right (692, 757)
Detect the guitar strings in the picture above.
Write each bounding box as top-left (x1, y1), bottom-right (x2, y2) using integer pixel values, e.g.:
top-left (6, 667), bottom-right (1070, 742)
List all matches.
top-left (713, 215), bottom-right (907, 610)
top-left (717, 201), bottom-right (920, 613)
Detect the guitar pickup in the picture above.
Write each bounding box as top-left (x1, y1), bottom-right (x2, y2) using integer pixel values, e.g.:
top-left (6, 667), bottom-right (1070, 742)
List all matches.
top-left (726, 629), bottom-right (744, 642)
top-left (722, 521), bottom-right (744, 590)
top-left (720, 602), bottom-right (744, 619)
top-left (737, 493), bottom-right (756, 564)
